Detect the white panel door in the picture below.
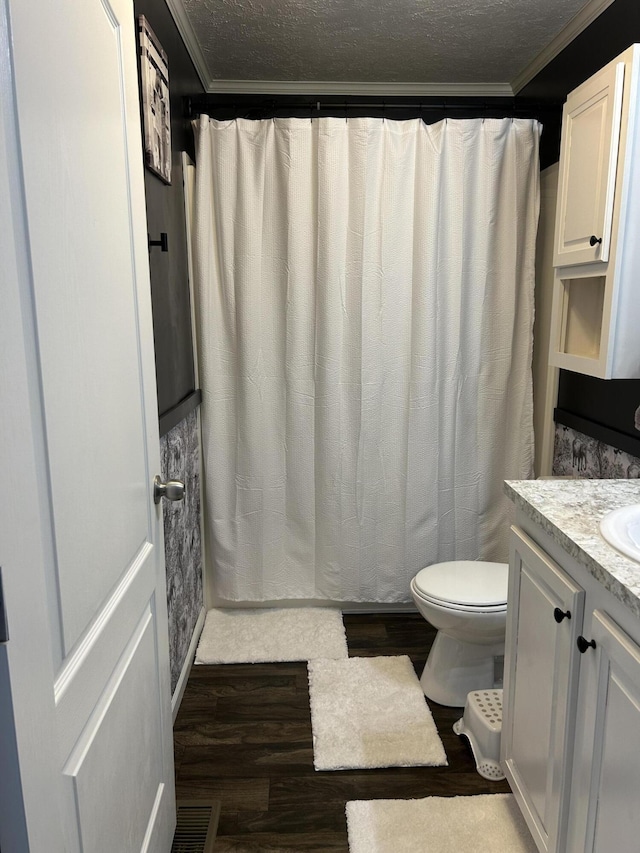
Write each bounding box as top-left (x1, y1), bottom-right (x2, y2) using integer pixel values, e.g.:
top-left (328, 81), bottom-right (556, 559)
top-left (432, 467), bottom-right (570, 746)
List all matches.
top-left (553, 61), bottom-right (625, 267)
top-left (502, 528), bottom-right (585, 853)
top-left (0, 0), bottom-right (175, 849)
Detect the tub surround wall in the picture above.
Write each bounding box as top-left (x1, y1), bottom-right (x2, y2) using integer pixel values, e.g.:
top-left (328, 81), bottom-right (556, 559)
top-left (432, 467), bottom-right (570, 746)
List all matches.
top-left (160, 410), bottom-right (203, 696)
top-left (552, 424), bottom-right (640, 479)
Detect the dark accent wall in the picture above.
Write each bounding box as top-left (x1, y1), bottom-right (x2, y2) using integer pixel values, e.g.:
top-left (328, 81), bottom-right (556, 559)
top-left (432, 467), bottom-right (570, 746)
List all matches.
top-left (519, 0), bottom-right (640, 451)
top-left (145, 0), bottom-right (640, 449)
top-left (190, 93), bottom-right (543, 119)
top-left (557, 374), bottom-right (640, 444)
top-left (518, 0), bottom-right (640, 103)
top-left (190, 92), bottom-right (559, 164)
top-left (133, 1), bottom-right (205, 699)
top-left (134, 0), bottom-right (203, 421)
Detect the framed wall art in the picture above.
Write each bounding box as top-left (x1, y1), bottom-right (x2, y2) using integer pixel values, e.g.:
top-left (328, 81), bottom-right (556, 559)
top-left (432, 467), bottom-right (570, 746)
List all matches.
top-left (138, 15), bottom-right (171, 184)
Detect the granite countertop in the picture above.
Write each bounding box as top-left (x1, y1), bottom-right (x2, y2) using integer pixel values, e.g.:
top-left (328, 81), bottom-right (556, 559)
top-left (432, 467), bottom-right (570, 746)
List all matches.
top-left (505, 479), bottom-right (640, 619)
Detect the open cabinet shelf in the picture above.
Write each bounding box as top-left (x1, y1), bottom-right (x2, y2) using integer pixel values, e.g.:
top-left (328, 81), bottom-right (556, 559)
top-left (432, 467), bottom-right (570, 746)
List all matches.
top-left (559, 276), bottom-right (605, 360)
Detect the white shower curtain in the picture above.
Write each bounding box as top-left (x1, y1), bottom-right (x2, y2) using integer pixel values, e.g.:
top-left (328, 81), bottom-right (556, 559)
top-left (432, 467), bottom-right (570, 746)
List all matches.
top-left (193, 116), bottom-right (540, 602)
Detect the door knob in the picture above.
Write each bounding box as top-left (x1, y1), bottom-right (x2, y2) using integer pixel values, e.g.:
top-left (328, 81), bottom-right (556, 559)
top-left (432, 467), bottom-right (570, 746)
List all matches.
top-left (154, 475), bottom-right (185, 504)
top-left (589, 235), bottom-right (602, 247)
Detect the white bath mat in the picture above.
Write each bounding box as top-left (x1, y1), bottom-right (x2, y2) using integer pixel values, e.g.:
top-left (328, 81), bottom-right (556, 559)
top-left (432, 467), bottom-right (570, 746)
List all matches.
top-left (346, 794), bottom-right (537, 853)
top-left (194, 607), bottom-right (348, 664)
top-left (308, 655), bottom-right (447, 770)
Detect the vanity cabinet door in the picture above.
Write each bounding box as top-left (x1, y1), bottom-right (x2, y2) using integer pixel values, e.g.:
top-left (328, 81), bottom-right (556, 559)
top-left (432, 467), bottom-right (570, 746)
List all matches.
top-left (502, 527), bottom-right (585, 853)
top-left (567, 610), bottom-right (640, 853)
top-left (553, 59), bottom-right (625, 268)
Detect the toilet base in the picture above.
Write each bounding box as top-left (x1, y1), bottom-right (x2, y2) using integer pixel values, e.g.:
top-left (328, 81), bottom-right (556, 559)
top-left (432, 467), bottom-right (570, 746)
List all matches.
top-left (419, 631), bottom-right (504, 707)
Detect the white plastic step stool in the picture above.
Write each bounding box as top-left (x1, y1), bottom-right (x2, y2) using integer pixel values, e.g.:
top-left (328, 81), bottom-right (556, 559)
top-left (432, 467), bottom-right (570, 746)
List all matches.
top-left (453, 688), bottom-right (505, 781)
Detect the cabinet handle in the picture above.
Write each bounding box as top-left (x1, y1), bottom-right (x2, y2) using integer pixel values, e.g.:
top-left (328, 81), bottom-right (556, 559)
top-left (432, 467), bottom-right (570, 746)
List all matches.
top-left (589, 235), bottom-right (602, 246)
top-left (554, 607), bottom-right (571, 623)
top-left (577, 635), bottom-right (597, 653)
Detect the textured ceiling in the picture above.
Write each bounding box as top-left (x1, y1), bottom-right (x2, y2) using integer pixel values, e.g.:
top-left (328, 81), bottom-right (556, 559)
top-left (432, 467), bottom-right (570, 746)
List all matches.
top-left (180, 0), bottom-right (593, 86)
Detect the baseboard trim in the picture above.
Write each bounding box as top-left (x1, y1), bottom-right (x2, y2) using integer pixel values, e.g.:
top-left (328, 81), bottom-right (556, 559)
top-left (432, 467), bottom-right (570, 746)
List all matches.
top-left (209, 598), bottom-right (417, 615)
top-left (342, 604), bottom-right (417, 614)
top-left (172, 606), bottom-right (206, 724)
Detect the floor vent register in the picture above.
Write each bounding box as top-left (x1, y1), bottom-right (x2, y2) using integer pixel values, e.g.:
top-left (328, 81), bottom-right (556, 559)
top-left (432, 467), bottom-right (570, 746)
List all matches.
top-left (171, 799), bottom-right (221, 853)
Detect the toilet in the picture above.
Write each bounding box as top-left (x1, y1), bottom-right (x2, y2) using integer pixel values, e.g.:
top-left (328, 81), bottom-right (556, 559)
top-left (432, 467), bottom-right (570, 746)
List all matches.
top-left (410, 560), bottom-right (509, 707)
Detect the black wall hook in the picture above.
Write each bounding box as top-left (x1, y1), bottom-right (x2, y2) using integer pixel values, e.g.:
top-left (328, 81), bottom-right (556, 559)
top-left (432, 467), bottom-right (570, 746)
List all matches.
top-left (148, 232), bottom-right (168, 252)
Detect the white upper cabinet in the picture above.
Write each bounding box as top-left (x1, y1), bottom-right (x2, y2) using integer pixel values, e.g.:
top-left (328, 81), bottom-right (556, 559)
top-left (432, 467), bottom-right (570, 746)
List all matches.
top-left (549, 44), bottom-right (640, 379)
top-left (553, 61), bottom-right (624, 267)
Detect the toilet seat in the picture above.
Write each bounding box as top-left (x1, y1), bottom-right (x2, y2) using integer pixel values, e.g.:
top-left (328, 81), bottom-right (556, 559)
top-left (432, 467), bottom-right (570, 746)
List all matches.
top-left (413, 561), bottom-right (508, 611)
top-left (411, 581), bottom-right (507, 614)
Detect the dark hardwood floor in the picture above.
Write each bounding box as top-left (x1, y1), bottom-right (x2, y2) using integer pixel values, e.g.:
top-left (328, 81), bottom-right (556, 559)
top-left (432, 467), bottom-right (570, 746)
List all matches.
top-left (174, 613), bottom-right (511, 852)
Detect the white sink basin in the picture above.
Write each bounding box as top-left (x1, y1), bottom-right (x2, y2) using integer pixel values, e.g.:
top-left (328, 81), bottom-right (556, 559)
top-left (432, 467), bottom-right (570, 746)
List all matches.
top-left (600, 504), bottom-right (640, 564)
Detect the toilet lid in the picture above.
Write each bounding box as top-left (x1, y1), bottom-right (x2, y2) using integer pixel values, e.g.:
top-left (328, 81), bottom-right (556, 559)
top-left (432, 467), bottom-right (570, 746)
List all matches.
top-left (411, 583), bottom-right (507, 613)
top-left (413, 561), bottom-right (509, 608)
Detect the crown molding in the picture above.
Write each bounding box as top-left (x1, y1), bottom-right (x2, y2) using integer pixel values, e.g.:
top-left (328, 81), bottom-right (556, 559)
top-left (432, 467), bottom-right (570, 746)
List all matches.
top-left (166, 0), bottom-right (609, 100)
top-left (164, 0), bottom-right (210, 90)
top-left (203, 80), bottom-right (514, 96)
top-left (511, 0), bottom-right (616, 94)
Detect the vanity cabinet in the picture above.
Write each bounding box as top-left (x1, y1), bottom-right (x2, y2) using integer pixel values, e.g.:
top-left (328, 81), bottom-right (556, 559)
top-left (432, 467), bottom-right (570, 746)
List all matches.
top-left (502, 527), bottom-right (585, 852)
top-left (549, 44), bottom-right (640, 378)
top-left (566, 609), bottom-right (640, 852)
top-left (503, 522), bottom-right (640, 853)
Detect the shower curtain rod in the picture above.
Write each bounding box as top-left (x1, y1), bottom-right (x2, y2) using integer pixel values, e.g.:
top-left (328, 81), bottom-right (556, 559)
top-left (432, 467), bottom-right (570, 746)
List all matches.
top-left (186, 97), bottom-right (558, 118)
